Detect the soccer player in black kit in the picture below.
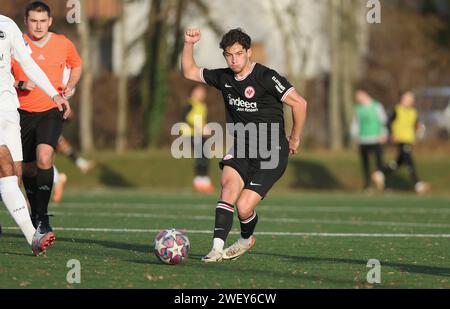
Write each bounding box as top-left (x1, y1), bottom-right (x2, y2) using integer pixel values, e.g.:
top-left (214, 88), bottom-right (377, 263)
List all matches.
top-left (182, 28), bottom-right (308, 262)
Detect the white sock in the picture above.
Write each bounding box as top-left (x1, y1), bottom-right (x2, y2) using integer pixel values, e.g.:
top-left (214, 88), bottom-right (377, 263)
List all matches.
top-left (213, 238), bottom-right (224, 252)
top-left (53, 165), bottom-right (59, 184)
top-left (76, 157), bottom-right (88, 169)
top-left (0, 176), bottom-right (36, 245)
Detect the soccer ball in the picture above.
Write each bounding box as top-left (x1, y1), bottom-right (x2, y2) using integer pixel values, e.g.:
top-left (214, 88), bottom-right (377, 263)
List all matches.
top-left (154, 228), bottom-right (190, 265)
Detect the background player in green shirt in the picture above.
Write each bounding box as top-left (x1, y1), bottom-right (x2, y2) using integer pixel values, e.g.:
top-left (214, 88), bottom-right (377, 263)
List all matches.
top-left (351, 89), bottom-right (388, 191)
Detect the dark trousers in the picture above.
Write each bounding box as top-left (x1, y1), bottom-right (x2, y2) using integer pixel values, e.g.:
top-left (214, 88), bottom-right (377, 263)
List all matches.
top-left (383, 143), bottom-right (419, 184)
top-left (359, 144), bottom-right (384, 188)
top-left (192, 137), bottom-right (209, 176)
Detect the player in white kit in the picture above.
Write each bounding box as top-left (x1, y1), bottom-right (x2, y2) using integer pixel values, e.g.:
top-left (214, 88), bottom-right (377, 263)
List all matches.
top-left (0, 14), bottom-right (70, 255)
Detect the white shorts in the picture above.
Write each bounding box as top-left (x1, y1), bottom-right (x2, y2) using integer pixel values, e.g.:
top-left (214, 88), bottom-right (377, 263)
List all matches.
top-left (0, 110), bottom-right (23, 162)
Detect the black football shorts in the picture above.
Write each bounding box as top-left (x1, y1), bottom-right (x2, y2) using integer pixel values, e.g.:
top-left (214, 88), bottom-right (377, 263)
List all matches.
top-left (19, 108), bottom-right (64, 163)
top-left (219, 151), bottom-right (288, 198)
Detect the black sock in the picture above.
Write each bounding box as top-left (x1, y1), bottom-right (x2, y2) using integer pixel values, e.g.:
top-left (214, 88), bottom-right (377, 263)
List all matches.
top-left (67, 150), bottom-right (78, 163)
top-left (213, 201), bottom-right (235, 241)
top-left (240, 211), bottom-right (258, 239)
top-left (22, 176), bottom-right (38, 226)
top-left (36, 168), bottom-right (54, 221)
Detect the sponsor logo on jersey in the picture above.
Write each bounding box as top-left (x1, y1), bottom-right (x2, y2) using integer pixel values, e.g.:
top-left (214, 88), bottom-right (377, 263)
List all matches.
top-left (225, 83), bottom-right (233, 88)
top-left (37, 54), bottom-right (46, 61)
top-left (272, 76), bottom-right (286, 94)
top-left (0, 30), bottom-right (6, 40)
top-left (245, 86), bottom-right (256, 99)
top-left (227, 94), bottom-right (258, 112)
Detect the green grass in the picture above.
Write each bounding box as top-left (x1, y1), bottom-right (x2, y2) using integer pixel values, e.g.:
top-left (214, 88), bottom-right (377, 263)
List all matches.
top-left (53, 148), bottom-right (450, 193)
top-left (1, 191), bottom-right (449, 288)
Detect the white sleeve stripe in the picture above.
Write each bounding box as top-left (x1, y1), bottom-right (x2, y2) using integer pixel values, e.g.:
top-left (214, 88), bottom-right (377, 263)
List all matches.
top-left (199, 68), bottom-right (206, 84)
top-left (281, 87), bottom-right (295, 102)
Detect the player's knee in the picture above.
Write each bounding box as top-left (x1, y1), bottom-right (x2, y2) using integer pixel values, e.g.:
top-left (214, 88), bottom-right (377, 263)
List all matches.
top-left (36, 155), bottom-right (53, 169)
top-left (220, 187), bottom-right (238, 203)
top-left (221, 176), bottom-right (234, 190)
top-left (0, 165), bottom-right (14, 177)
top-left (236, 204), bottom-right (253, 220)
top-left (0, 147), bottom-right (15, 176)
top-left (0, 148), bottom-right (7, 163)
top-left (236, 198), bottom-right (254, 219)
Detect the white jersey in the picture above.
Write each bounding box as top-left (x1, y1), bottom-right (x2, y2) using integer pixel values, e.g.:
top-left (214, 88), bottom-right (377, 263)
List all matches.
top-left (0, 15), bottom-right (58, 111)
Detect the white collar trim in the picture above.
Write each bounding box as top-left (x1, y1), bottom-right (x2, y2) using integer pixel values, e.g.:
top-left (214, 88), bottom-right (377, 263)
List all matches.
top-left (234, 62), bottom-right (256, 81)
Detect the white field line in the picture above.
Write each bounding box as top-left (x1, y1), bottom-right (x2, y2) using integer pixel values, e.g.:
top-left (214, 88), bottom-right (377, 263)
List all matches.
top-left (52, 202), bottom-right (450, 215)
top-left (2, 226), bottom-right (450, 238)
top-left (49, 211), bottom-right (450, 229)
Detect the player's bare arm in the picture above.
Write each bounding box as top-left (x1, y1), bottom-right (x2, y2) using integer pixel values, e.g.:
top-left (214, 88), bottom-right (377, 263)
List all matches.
top-left (14, 80), bottom-right (36, 91)
top-left (182, 28), bottom-right (202, 83)
top-left (284, 90), bottom-right (308, 155)
top-left (63, 66), bottom-right (82, 99)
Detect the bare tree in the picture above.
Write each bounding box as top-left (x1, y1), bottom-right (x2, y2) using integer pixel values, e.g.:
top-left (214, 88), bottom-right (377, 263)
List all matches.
top-left (329, 0), bottom-right (343, 150)
top-left (116, 0), bottom-right (128, 153)
top-left (328, 0), bottom-right (366, 149)
top-left (269, 0), bottom-right (295, 81)
top-left (341, 0), bottom-right (363, 146)
top-left (269, 0), bottom-right (296, 138)
top-left (77, 0), bottom-right (94, 152)
top-left (140, 0), bottom-right (174, 148)
top-left (169, 0), bottom-right (187, 69)
top-left (191, 0), bottom-right (224, 37)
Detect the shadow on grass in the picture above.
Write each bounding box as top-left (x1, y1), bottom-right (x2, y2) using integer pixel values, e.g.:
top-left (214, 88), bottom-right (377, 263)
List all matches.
top-left (385, 174), bottom-right (415, 191)
top-left (290, 160), bottom-right (344, 190)
top-left (3, 232), bottom-right (153, 257)
top-left (57, 235), bottom-right (150, 254)
top-left (290, 158), bottom-right (419, 192)
top-left (254, 252), bottom-right (450, 277)
top-left (124, 253), bottom-right (209, 268)
top-left (97, 163), bottom-right (134, 188)
top-left (0, 233), bottom-right (36, 257)
top-left (5, 233), bottom-right (447, 285)
top-left (123, 258), bottom-right (358, 286)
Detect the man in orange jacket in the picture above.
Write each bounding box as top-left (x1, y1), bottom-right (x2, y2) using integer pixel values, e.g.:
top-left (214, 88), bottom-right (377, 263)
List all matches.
top-left (12, 1), bottom-right (82, 240)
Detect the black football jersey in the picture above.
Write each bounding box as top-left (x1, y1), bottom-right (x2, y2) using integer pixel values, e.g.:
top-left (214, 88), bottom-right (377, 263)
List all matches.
top-left (201, 63), bottom-right (293, 127)
top-left (201, 63), bottom-right (294, 155)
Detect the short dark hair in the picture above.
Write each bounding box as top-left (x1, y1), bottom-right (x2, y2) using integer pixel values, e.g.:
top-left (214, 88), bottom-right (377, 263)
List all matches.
top-left (355, 81), bottom-right (370, 93)
top-left (25, 1), bottom-right (51, 18)
top-left (398, 89), bottom-right (413, 98)
top-left (220, 28), bottom-right (251, 51)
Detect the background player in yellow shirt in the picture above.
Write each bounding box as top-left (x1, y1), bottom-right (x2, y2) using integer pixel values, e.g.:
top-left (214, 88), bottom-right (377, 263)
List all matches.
top-left (181, 85), bottom-right (215, 193)
top-left (377, 91), bottom-right (431, 194)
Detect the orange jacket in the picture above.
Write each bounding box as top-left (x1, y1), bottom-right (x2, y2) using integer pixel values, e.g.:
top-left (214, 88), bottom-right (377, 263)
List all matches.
top-left (12, 33), bottom-right (82, 112)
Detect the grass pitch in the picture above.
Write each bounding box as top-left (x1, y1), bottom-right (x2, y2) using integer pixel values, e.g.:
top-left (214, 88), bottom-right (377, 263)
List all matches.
top-left (0, 190), bottom-right (449, 288)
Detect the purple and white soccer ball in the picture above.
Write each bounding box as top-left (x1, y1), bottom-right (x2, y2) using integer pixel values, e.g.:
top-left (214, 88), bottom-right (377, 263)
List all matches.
top-left (154, 228), bottom-right (190, 265)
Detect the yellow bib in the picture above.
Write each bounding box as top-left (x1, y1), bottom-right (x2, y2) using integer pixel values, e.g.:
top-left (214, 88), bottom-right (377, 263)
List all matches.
top-left (392, 105), bottom-right (417, 144)
top-left (182, 99), bottom-right (207, 136)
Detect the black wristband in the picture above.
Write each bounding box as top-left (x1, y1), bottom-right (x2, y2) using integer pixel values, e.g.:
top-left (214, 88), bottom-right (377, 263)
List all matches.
top-left (18, 81), bottom-right (25, 91)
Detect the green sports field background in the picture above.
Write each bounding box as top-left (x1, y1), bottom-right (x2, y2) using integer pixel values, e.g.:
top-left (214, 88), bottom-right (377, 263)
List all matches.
top-left (54, 149), bottom-right (450, 192)
top-left (0, 149), bottom-right (449, 288)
